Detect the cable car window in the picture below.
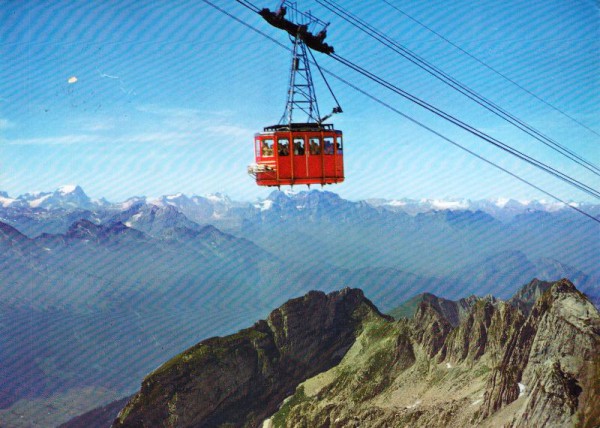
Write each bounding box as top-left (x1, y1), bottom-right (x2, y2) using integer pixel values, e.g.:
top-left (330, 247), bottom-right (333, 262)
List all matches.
top-left (278, 138), bottom-right (290, 156)
top-left (293, 138), bottom-right (305, 155)
top-left (309, 137), bottom-right (321, 155)
top-left (336, 136), bottom-right (343, 153)
top-left (324, 137), bottom-right (334, 154)
top-left (262, 139), bottom-right (274, 157)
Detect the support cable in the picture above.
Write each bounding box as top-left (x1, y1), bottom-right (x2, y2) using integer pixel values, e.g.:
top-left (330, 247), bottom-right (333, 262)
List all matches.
top-left (323, 67), bottom-right (600, 224)
top-left (306, 47), bottom-right (343, 119)
top-left (330, 53), bottom-right (600, 200)
top-left (235, 0), bottom-right (260, 13)
top-left (380, 0), bottom-right (600, 139)
top-left (206, 0), bottom-right (599, 223)
top-left (317, 0), bottom-right (600, 176)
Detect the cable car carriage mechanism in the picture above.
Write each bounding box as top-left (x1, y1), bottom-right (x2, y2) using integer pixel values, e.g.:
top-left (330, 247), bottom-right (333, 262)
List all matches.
top-left (248, 2), bottom-right (344, 187)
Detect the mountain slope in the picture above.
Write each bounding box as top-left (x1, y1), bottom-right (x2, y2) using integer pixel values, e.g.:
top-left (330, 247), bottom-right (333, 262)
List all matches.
top-left (262, 279), bottom-right (599, 427)
top-left (2, 187), bottom-right (598, 426)
top-left (113, 289), bottom-right (387, 427)
top-left (59, 396), bottom-right (132, 428)
top-left (105, 279), bottom-right (599, 427)
top-left (388, 292), bottom-right (480, 325)
top-left (481, 280), bottom-right (600, 425)
top-left (448, 250), bottom-right (599, 302)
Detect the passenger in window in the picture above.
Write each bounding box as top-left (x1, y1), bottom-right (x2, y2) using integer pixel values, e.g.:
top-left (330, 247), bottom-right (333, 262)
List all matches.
top-left (324, 138), bottom-right (334, 154)
top-left (336, 138), bottom-right (343, 153)
top-left (310, 138), bottom-right (321, 155)
top-left (262, 141), bottom-right (273, 157)
top-left (294, 139), bottom-right (305, 155)
top-left (278, 140), bottom-right (289, 156)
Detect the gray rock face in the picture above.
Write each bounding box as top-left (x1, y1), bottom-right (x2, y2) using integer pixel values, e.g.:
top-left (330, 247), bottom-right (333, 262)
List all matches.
top-left (438, 297), bottom-right (526, 370)
top-left (412, 300), bottom-right (454, 358)
top-left (272, 279), bottom-right (599, 427)
top-left (481, 279), bottom-right (600, 425)
top-left (112, 288), bottom-right (386, 428)
top-left (111, 279), bottom-right (599, 427)
top-left (507, 277), bottom-right (553, 315)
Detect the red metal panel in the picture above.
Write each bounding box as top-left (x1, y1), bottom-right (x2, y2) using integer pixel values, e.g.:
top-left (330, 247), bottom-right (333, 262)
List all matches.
top-left (276, 136), bottom-right (291, 181)
top-left (292, 135), bottom-right (308, 180)
top-left (307, 134), bottom-right (322, 183)
top-left (335, 135), bottom-right (344, 178)
top-left (252, 129), bottom-right (344, 187)
top-left (323, 135), bottom-right (335, 180)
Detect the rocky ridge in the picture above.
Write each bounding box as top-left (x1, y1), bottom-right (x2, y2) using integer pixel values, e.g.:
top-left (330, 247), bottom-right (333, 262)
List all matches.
top-left (112, 288), bottom-right (387, 427)
top-left (109, 279), bottom-right (599, 427)
top-left (267, 279), bottom-right (599, 427)
top-left (481, 279), bottom-right (599, 425)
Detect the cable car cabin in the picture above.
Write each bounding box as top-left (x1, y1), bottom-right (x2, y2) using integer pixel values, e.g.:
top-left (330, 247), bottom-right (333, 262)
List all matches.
top-left (248, 123), bottom-right (344, 187)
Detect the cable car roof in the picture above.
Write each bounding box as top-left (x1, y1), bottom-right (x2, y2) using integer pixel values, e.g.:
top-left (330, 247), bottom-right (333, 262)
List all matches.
top-left (261, 123), bottom-right (339, 132)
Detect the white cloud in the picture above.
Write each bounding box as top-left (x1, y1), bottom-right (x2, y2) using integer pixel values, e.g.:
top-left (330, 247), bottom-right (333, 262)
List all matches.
top-left (204, 124), bottom-right (254, 139)
top-left (4, 134), bottom-right (101, 145)
top-left (122, 131), bottom-right (192, 144)
top-left (2, 131), bottom-right (197, 146)
top-left (135, 104), bottom-right (236, 119)
top-left (135, 103), bottom-right (253, 142)
top-left (2, 103), bottom-right (252, 147)
top-left (136, 104), bottom-right (203, 118)
top-left (81, 120), bottom-right (115, 132)
top-left (0, 118), bottom-right (15, 130)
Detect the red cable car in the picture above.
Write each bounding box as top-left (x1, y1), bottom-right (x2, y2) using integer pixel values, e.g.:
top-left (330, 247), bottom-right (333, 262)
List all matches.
top-left (251, 123), bottom-right (344, 186)
top-left (249, 3), bottom-right (344, 188)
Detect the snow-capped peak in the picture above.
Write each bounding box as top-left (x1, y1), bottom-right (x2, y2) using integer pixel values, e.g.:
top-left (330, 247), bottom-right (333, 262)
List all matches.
top-left (166, 193), bottom-right (185, 200)
top-left (0, 193), bottom-right (17, 208)
top-left (57, 184), bottom-right (78, 194)
top-left (204, 193), bottom-right (230, 203)
top-left (429, 199), bottom-right (470, 210)
top-left (493, 197), bottom-right (511, 208)
top-left (386, 200), bottom-right (407, 207)
top-left (6, 185), bottom-right (94, 210)
top-left (254, 199), bottom-right (274, 211)
top-left (120, 196), bottom-right (147, 210)
top-left (29, 194), bottom-right (52, 208)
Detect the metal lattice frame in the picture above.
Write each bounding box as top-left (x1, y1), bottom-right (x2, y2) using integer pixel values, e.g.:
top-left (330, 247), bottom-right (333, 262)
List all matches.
top-left (280, 36), bottom-right (321, 125)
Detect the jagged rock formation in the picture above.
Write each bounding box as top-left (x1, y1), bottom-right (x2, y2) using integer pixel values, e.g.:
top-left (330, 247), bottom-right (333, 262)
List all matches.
top-left (481, 279), bottom-right (600, 425)
top-left (440, 298), bottom-right (524, 367)
top-left (506, 277), bottom-right (553, 315)
top-left (412, 299), bottom-right (454, 358)
top-left (390, 292), bottom-right (480, 326)
top-left (266, 279), bottom-right (599, 427)
top-left (113, 288), bottom-right (387, 427)
top-left (111, 279), bottom-right (599, 427)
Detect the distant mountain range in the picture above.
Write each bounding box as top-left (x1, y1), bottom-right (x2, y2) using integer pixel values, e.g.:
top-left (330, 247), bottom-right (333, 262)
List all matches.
top-left (0, 185), bottom-right (108, 210)
top-left (3, 185), bottom-right (598, 278)
top-left (0, 186), bottom-right (598, 426)
top-left (2, 185), bottom-right (598, 220)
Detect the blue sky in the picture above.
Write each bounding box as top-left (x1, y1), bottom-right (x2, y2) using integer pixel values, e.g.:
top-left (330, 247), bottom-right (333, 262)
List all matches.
top-left (1, 0), bottom-right (598, 203)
